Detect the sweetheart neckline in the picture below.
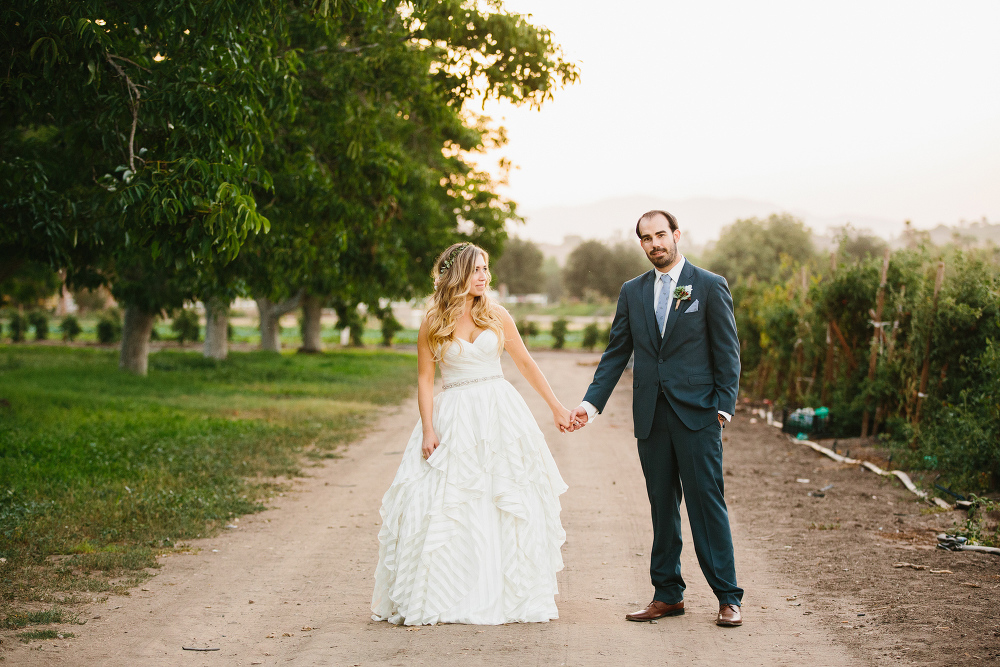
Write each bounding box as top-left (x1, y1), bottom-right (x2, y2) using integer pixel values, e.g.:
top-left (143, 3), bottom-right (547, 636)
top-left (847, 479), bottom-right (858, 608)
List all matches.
top-left (457, 329), bottom-right (495, 347)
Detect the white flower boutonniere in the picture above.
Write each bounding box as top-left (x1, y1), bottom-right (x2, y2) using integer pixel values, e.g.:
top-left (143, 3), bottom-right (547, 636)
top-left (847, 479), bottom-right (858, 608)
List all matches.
top-left (673, 284), bottom-right (693, 310)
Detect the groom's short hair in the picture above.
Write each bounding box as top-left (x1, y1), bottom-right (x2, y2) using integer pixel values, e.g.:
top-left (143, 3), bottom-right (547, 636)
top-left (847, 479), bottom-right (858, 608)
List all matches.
top-left (635, 210), bottom-right (679, 238)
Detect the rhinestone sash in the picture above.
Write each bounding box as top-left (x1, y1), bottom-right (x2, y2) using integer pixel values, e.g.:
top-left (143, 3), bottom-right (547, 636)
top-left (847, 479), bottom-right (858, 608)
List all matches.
top-left (442, 374), bottom-right (504, 391)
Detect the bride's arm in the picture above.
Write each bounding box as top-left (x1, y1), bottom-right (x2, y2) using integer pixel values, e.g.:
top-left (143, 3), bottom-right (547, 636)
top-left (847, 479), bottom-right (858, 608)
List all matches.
top-left (498, 308), bottom-right (571, 432)
top-left (417, 319), bottom-right (439, 458)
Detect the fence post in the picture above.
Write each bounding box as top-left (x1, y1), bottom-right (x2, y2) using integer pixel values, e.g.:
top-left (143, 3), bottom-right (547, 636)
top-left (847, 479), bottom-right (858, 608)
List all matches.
top-left (913, 261), bottom-right (946, 428)
top-left (861, 248), bottom-right (891, 438)
top-left (821, 252), bottom-right (837, 405)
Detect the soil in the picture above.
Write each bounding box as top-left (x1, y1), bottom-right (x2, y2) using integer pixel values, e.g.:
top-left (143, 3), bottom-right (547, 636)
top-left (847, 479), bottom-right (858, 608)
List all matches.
top-left (2, 352), bottom-right (996, 665)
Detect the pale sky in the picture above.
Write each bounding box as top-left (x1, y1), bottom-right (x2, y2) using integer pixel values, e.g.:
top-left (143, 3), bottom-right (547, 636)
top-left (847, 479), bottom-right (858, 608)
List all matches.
top-left (480, 1), bottom-right (1000, 237)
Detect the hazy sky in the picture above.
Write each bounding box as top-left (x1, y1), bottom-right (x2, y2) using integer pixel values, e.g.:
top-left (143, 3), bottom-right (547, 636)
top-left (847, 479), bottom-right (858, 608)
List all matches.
top-left (480, 1), bottom-right (1000, 231)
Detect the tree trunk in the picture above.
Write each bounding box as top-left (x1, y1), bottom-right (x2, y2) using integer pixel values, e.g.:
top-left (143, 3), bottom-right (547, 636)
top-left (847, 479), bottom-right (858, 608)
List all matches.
top-left (119, 305), bottom-right (156, 376)
top-left (255, 292), bottom-right (302, 352)
top-left (204, 298), bottom-right (230, 360)
top-left (299, 293), bottom-right (324, 353)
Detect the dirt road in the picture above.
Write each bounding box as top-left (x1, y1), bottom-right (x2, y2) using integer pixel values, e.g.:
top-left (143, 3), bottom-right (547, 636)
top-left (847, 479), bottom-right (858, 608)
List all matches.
top-left (12, 352), bottom-right (865, 666)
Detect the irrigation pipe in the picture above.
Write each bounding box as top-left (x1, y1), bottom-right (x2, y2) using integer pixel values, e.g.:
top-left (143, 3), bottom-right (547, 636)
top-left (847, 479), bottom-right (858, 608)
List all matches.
top-left (750, 408), bottom-right (953, 509)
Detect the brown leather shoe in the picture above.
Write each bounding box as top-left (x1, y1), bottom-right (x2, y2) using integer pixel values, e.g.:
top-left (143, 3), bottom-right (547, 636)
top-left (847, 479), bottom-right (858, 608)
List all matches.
top-left (716, 603), bottom-right (742, 626)
top-left (625, 600), bottom-right (684, 622)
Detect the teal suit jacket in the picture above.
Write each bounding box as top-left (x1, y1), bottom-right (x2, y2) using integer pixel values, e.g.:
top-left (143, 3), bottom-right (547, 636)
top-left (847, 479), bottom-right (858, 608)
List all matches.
top-left (583, 260), bottom-right (741, 438)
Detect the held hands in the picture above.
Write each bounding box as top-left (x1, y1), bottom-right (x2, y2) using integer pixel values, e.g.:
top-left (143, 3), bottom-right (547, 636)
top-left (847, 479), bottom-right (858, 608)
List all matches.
top-left (553, 405), bottom-right (572, 433)
top-left (421, 430), bottom-right (440, 460)
top-left (565, 406), bottom-right (589, 432)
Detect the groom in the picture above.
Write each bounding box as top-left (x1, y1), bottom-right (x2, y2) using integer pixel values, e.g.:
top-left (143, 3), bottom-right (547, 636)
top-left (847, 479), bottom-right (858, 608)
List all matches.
top-left (568, 210), bottom-right (744, 627)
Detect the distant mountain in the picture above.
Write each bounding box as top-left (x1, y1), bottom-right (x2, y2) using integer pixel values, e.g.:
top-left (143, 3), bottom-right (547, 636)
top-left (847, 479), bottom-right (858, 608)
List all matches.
top-left (513, 195), bottom-right (911, 246)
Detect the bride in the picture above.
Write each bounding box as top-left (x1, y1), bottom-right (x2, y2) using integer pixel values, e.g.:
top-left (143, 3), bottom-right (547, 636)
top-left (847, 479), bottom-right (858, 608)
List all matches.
top-left (371, 242), bottom-right (572, 626)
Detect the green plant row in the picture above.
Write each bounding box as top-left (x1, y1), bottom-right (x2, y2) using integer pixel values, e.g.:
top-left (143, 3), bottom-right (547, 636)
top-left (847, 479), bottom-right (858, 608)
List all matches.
top-left (735, 244), bottom-right (999, 495)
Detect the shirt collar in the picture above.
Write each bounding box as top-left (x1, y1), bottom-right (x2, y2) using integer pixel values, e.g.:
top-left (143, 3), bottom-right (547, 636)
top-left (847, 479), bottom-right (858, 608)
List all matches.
top-left (655, 256), bottom-right (686, 285)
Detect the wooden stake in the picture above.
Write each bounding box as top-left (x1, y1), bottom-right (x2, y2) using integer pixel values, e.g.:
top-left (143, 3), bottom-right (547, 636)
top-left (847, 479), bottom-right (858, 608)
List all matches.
top-left (913, 262), bottom-right (945, 427)
top-left (861, 249), bottom-right (891, 437)
top-left (821, 252), bottom-right (837, 405)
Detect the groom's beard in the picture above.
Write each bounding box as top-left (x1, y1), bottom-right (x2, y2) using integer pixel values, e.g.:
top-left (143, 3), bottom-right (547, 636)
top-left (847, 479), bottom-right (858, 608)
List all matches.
top-left (647, 241), bottom-right (677, 269)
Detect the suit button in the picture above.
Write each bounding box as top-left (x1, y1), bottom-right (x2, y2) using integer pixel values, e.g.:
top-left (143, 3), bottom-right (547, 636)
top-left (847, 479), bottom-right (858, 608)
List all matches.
top-left (658, 359), bottom-right (663, 364)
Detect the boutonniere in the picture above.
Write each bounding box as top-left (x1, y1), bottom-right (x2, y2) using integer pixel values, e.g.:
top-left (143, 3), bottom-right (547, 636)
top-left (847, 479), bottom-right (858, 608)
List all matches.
top-left (673, 284), bottom-right (693, 310)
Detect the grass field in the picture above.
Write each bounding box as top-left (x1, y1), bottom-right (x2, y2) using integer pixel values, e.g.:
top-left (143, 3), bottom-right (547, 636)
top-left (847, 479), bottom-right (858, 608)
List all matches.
top-left (0, 345), bottom-right (416, 619)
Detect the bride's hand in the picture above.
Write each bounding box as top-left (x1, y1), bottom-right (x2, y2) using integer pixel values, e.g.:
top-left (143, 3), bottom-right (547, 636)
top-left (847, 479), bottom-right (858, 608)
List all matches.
top-left (421, 431), bottom-right (440, 460)
top-left (553, 405), bottom-right (572, 433)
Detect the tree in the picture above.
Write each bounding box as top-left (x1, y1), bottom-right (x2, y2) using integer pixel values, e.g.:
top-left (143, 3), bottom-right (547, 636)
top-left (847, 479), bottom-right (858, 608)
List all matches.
top-left (1, 0), bottom-right (303, 374)
top-left (493, 238), bottom-right (544, 294)
top-left (0, 261), bottom-right (61, 311)
top-left (835, 224), bottom-right (889, 264)
top-left (705, 213), bottom-right (816, 285)
top-left (230, 0), bottom-right (577, 350)
top-left (563, 240), bottom-right (647, 299)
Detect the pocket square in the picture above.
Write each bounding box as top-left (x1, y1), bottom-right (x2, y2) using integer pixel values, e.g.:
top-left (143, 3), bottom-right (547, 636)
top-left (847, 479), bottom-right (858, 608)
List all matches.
top-left (684, 299), bottom-right (699, 314)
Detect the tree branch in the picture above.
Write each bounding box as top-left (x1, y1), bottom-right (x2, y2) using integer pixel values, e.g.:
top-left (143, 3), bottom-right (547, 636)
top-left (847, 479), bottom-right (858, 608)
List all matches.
top-left (105, 54), bottom-right (142, 172)
top-left (106, 53), bottom-right (152, 73)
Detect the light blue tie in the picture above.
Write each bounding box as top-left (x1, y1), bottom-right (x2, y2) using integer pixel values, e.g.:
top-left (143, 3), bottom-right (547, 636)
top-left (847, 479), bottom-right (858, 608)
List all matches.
top-left (655, 273), bottom-right (671, 335)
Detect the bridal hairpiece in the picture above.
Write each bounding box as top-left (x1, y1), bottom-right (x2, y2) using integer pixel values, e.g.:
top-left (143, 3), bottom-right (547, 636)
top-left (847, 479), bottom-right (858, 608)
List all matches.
top-left (439, 244), bottom-right (468, 275)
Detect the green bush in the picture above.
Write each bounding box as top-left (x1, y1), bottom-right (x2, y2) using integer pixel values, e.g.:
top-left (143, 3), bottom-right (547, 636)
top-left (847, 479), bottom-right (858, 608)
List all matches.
top-left (27, 312), bottom-right (49, 340)
top-left (171, 309), bottom-right (200, 345)
top-left (517, 318), bottom-right (539, 339)
top-left (581, 322), bottom-right (600, 351)
top-left (733, 244), bottom-right (999, 494)
top-left (96, 311), bottom-right (122, 344)
top-left (60, 315), bottom-right (82, 342)
top-left (380, 314), bottom-right (404, 347)
top-left (600, 323), bottom-right (612, 346)
top-left (8, 313), bottom-right (28, 342)
top-left (550, 318), bottom-right (568, 349)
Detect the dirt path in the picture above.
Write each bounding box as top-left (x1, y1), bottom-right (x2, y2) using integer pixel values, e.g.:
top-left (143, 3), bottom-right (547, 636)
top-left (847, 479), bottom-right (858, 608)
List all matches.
top-left (11, 352), bottom-right (865, 666)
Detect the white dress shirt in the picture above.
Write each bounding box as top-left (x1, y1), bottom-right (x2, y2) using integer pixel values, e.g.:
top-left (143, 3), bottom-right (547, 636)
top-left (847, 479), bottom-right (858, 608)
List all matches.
top-left (577, 256), bottom-right (731, 424)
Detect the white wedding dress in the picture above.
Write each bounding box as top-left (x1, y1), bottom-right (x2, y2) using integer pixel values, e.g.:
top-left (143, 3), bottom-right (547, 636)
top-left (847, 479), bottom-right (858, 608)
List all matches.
top-left (371, 329), bottom-right (568, 625)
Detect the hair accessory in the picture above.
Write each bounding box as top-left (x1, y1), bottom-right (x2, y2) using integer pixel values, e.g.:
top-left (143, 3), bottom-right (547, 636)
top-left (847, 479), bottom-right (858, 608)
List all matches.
top-left (439, 244), bottom-right (468, 275)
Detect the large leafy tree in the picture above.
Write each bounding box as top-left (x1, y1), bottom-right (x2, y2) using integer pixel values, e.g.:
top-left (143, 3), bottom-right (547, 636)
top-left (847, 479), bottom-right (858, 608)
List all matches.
top-left (224, 0), bottom-right (578, 353)
top-left (1, 0), bottom-right (306, 372)
top-left (704, 213), bottom-right (816, 285)
top-left (492, 238), bottom-right (544, 295)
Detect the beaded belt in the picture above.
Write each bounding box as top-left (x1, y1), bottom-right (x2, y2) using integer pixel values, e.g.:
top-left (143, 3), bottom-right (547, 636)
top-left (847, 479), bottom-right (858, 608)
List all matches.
top-left (442, 374), bottom-right (504, 391)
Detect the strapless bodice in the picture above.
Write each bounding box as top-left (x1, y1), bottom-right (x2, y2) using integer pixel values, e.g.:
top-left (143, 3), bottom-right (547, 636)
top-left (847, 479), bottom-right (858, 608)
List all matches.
top-left (440, 329), bottom-right (504, 390)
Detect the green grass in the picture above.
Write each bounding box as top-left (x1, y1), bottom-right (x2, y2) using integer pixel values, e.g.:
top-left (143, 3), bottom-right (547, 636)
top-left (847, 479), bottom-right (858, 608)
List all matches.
top-left (18, 629), bottom-right (75, 642)
top-left (1, 608), bottom-right (78, 630)
top-left (0, 345), bottom-right (416, 608)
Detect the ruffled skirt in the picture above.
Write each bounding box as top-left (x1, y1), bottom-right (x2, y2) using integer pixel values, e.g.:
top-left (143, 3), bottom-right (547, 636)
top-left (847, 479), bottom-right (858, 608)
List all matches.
top-left (371, 379), bottom-right (567, 625)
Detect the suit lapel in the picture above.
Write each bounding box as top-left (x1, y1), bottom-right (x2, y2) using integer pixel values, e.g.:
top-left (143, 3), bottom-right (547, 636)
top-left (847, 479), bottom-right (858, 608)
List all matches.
top-left (641, 270), bottom-right (660, 346)
top-left (659, 260), bottom-right (696, 351)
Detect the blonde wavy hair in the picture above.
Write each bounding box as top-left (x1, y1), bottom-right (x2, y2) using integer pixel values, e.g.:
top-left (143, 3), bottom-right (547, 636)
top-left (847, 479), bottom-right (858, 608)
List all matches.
top-left (425, 243), bottom-right (505, 362)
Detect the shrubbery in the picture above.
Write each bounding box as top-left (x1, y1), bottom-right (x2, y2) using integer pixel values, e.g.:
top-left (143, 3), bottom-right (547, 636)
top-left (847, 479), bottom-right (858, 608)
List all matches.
top-left (581, 322), bottom-right (599, 351)
top-left (27, 312), bottom-right (49, 340)
top-left (550, 318), bottom-right (568, 349)
top-left (171, 309), bottom-right (200, 345)
top-left (59, 315), bottom-right (82, 341)
top-left (96, 310), bottom-right (122, 344)
top-left (380, 313), bottom-right (404, 347)
top-left (734, 243), bottom-right (999, 494)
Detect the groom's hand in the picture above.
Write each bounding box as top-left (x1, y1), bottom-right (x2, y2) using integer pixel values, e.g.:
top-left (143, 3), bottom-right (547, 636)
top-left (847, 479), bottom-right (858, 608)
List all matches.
top-left (567, 406), bottom-right (589, 432)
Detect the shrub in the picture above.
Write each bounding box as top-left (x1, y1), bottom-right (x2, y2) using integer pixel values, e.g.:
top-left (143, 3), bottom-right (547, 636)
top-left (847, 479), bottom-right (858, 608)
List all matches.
top-left (517, 318), bottom-right (539, 339)
top-left (171, 309), bottom-right (200, 345)
top-left (8, 313), bottom-right (27, 342)
top-left (581, 322), bottom-right (600, 351)
top-left (550, 318), bottom-right (569, 349)
top-left (380, 314), bottom-right (404, 347)
top-left (60, 315), bottom-right (82, 342)
top-left (96, 311), bottom-right (122, 344)
top-left (227, 322), bottom-right (235, 340)
top-left (27, 312), bottom-right (49, 340)
top-left (600, 323), bottom-right (612, 346)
